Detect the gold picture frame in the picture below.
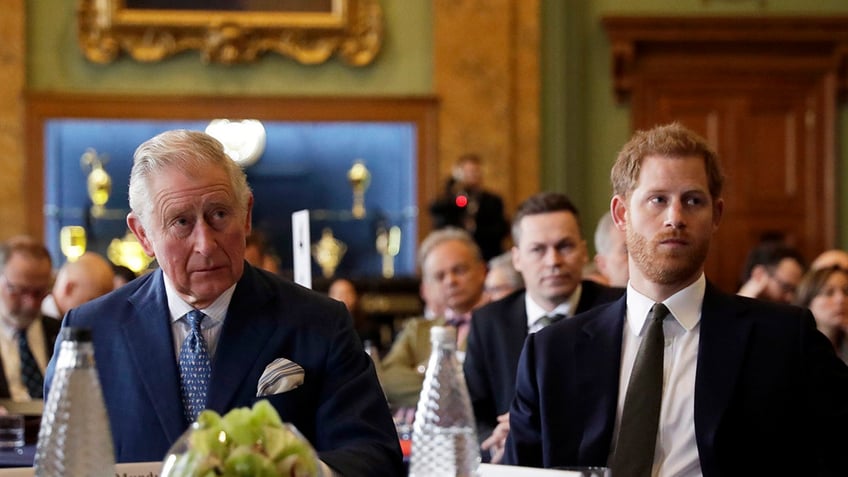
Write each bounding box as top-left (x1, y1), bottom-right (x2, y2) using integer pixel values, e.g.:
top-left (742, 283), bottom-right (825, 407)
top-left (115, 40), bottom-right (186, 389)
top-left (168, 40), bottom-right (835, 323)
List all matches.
top-left (77, 0), bottom-right (383, 65)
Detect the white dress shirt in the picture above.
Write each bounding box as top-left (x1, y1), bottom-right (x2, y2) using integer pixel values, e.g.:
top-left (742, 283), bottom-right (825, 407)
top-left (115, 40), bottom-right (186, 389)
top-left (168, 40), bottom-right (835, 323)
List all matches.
top-left (612, 274), bottom-right (705, 477)
top-left (164, 274), bottom-right (232, 360)
top-left (525, 284), bottom-right (582, 334)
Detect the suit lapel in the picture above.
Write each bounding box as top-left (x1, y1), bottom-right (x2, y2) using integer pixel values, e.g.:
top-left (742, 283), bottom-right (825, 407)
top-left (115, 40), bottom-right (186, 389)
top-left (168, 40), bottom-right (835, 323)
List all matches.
top-left (506, 293), bottom-right (529, 352)
top-left (693, 283), bottom-right (753, 468)
top-left (123, 270), bottom-right (186, 443)
top-left (575, 298), bottom-right (626, 461)
top-left (206, 266), bottom-right (275, 412)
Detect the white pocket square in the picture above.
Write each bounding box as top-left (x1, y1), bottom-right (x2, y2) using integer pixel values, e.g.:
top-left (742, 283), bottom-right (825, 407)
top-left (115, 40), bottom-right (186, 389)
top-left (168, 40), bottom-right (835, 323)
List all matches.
top-left (256, 357), bottom-right (305, 397)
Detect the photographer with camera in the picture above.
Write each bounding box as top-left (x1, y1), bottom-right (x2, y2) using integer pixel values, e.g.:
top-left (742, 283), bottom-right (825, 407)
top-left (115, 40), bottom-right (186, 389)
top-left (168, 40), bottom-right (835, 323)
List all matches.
top-left (428, 153), bottom-right (509, 261)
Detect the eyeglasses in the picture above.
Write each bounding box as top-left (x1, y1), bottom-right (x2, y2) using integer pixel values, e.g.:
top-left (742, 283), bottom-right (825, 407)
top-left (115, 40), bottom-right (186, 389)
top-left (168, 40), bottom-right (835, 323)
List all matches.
top-left (768, 272), bottom-right (798, 295)
top-left (0, 273), bottom-right (50, 300)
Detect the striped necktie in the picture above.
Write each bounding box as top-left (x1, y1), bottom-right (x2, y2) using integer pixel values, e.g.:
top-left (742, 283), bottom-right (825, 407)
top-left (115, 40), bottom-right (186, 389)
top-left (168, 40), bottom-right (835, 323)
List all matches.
top-left (178, 310), bottom-right (211, 423)
top-left (18, 330), bottom-right (43, 399)
top-left (537, 313), bottom-right (566, 328)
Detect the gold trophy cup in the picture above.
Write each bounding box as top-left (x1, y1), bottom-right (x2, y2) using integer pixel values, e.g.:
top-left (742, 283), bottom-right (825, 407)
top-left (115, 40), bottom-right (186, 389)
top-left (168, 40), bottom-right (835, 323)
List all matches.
top-left (347, 160), bottom-right (371, 219)
top-left (60, 226), bottom-right (87, 263)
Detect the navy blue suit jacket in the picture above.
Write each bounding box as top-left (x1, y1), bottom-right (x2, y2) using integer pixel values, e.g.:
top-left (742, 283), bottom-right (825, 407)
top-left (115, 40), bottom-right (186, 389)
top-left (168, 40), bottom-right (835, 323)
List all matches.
top-left (45, 264), bottom-right (403, 476)
top-left (504, 283), bottom-right (848, 476)
top-left (463, 281), bottom-right (623, 440)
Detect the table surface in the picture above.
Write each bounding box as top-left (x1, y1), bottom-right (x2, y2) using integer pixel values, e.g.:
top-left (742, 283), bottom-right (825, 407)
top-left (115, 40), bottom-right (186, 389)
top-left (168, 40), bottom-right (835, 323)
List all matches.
top-left (0, 446), bottom-right (34, 469)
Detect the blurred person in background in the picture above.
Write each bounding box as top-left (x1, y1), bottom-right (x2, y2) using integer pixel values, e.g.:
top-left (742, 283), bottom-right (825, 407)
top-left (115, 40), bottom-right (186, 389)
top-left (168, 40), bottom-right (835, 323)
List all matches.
top-left (737, 240), bottom-right (805, 304)
top-left (381, 227), bottom-right (487, 409)
top-left (810, 249), bottom-right (848, 272)
top-left (484, 252), bottom-right (524, 302)
top-left (794, 265), bottom-right (848, 362)
top-left (0, 238), bottom-right (59, 401)
top-left (464, 192), bottom-right (623, 462)
top-left (44, 252), bottom-right (115, 319)
top-left (244, 230), bottom-right (280, 274)
top-left (112, 264), bottom-right (138, 288)
top-left (429, 153), bottom-right (510, 261)
top-left (593, 211), bottom-right (629, 287)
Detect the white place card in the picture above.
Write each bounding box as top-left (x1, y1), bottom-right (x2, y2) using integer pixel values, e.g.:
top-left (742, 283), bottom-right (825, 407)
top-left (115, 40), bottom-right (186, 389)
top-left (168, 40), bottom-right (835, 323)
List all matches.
top-left (479, 463), bottom-right (599, 477)
top-left (291, 209), bottom-right (312, 289)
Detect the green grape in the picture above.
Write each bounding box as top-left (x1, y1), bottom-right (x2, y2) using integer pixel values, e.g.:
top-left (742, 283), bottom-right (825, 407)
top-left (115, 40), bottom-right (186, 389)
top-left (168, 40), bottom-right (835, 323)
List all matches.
top-left (251, 400), bottom-right (284, 427)
top-left (221, 408), bottom-right (262, 446)
top-left (223, 445), bottom-right (277, 476)
top-left (168, 400), bottom-right (318, 477)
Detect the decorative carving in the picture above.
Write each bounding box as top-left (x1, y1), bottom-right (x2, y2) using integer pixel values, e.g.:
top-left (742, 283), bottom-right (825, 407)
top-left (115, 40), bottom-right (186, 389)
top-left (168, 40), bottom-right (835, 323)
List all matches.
top-left (312, 228), bottom-right (347, 279)
top-left (603, 16), bottom-right (848, 103)
top-left (76, 0), bottom-right (383, 66)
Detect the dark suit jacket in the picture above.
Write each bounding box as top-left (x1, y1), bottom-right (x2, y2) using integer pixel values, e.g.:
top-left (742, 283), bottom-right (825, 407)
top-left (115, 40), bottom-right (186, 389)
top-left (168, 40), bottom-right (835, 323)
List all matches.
top-left (503, 283), bottom-right (848, 476)
top-left (463, 281), bottom-right (623, 439)
top-left (45, 264), bottom-right (404, 476)
top-left (0, 316), bottom-right (61, 399)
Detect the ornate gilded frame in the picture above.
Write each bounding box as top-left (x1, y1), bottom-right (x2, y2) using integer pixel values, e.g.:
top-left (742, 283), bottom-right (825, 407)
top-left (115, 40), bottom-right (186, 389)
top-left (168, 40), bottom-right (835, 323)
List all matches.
top-left (77, 0), bottom-right (383, 65)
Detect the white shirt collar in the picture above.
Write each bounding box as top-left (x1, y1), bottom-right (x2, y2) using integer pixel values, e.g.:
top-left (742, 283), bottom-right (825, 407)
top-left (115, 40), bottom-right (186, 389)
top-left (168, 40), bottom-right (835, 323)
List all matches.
top-left (163, 272), bottom-right (236, 328)
top-left (524, 283), bottom-right (583, 329)
top-left (625, 274), bottom-right (705, 336)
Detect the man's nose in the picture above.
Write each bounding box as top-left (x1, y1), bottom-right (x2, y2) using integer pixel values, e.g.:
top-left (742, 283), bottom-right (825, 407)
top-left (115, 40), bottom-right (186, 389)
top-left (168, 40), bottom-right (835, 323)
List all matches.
top-left (664, 201), bottom-right (685, 228)
top-left (543, 247), bottom-right (564, 265)
top-left (193, 221), bottom-right (218, 254)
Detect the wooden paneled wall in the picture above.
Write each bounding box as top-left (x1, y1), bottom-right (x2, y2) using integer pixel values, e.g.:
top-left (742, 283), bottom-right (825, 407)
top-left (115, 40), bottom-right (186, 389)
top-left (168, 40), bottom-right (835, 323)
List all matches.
top-left (434, 0), bottom-right (540, 223)
top-left (0, 0), bottom-right (25, 239)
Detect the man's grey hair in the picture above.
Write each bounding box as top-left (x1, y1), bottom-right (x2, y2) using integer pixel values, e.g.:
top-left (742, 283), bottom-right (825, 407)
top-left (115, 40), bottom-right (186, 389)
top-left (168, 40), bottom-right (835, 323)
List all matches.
top-left (417, 227), bottom-right (483, 270)
top-left (488, 251), bottom-right (524, 289)
top-left (128, 129), bottom-right (252, 228)
top-left (594, 212), bottom-right (616, 255)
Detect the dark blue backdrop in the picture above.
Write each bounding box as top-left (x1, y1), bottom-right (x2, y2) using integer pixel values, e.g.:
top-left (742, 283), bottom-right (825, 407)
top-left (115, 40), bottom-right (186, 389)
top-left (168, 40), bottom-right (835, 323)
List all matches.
top-left (44, 119), bottom-right (418, 278)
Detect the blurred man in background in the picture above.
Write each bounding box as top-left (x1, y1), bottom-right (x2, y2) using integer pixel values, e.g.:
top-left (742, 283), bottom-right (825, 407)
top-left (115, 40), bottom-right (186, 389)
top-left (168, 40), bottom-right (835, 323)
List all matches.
top-left (593, 211), bottom-right (629, 287)
top-left (0, 238), bottom-right (59, 401)
top-left (43, 252), bottom-right (115, 319)
top-left (381, 227), bottom-right (487, 409)
top-left (464, 192), bottom-right (623, 462)
top-left (429, 154), bottom-right (510, 261)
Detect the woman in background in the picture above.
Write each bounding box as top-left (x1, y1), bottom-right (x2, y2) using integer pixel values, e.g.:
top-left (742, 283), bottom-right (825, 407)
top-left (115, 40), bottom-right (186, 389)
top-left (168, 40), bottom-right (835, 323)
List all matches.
top-left (794, 265), bottom-right (848, 362)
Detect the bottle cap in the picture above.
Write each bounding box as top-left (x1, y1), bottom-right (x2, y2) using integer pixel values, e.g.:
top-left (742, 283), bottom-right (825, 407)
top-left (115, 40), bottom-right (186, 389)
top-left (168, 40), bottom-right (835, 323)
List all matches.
top-left (429, 325), bottom-right (456, 343)
top-left (61, 327), bottom-right (92, 342)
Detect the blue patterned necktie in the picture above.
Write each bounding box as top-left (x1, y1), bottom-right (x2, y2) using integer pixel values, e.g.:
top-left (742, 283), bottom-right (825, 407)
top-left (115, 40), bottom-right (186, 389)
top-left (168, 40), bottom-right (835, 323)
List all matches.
top-left (18, 330), bottom-right (43, 399)
top-left (178, 310), bottom-right (210, 423)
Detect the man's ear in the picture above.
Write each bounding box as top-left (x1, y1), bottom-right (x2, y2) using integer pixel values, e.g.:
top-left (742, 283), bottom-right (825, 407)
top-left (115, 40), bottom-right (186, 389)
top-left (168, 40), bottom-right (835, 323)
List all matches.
top-left (611, 195), bottom-right (628, 232)
top-left (712, 197), bottom-right (724, 230)
top-left (244, 193), bottom-right (255, 235)
top-left (511, 245), bottom-right (522, 273)
top-left (127, 212), bottom-right (155, 257)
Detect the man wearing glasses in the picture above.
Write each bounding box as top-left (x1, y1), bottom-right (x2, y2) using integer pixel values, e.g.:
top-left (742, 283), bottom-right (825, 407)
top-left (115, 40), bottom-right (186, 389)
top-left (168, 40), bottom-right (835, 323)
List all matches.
top-left (0, 237), bottom-right (60, 401)
top-left (737, 240), bottom-right (806, 304)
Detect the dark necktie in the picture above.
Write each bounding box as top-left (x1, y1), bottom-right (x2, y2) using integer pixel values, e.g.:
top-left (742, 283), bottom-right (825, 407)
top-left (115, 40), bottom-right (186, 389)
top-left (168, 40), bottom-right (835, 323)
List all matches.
top-left (445, 311), bottom-right (472, 346)
top-left (178, 310), bottom-right (210, 423)
top-left (537, 313), bottom-right (566, 328)
top-left (18, 330), bottom-right (43, 399)
top-left (611, 303), bottom-right (669, 477)
top-left (445, 311), bottom-right (471, 328)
